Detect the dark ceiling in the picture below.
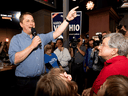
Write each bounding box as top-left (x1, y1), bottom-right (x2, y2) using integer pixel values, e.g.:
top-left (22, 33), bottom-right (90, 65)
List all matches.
top-left (0, 0), bottom-right (127, 29)
top-left (0, 0), bottom-right (126, 13)
top-left (0, 0), bottom-right (63, 13)
top-left (0, 0), bottom-right (63, 29)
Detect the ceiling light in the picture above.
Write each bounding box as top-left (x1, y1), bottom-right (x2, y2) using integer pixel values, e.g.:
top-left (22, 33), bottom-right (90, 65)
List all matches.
top-left (86, 1), bottom-right (95, 10)
top-left (6, 38), bottom-right (9, 42)
top-left (123, 0), bottom-right (128, 3)
top-left (1, 14), bottom-right (12, 21)
top-left (16, 12), bottom-right (21, 20)
top-left (2, 17), bottom-right (11, 20)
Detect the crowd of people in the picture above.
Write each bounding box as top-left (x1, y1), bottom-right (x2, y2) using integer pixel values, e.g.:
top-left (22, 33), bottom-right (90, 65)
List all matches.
top-left (42, 27), bottom-right (128, 96)
top-left (2, 5), bottom-right (128, 96)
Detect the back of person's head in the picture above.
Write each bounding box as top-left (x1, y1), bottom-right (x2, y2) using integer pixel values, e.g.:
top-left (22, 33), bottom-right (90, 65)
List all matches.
top-left (35, 68), bottom-right (78, 96)
top-left (105, 75), bottom-right (128, 96)
top-left (103, 33), bottom-right (128, 56)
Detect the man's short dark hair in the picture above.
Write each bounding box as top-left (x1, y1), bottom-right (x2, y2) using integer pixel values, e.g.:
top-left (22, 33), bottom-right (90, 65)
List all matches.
top-left (19, 12), bottom-right (33, 23)
top-left (56, 38), bottom-right (63, 43)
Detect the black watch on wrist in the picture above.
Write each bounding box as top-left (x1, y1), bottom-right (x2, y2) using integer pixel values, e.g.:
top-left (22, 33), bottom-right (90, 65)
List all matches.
top-left (65, 17), bottom-right (70, 22)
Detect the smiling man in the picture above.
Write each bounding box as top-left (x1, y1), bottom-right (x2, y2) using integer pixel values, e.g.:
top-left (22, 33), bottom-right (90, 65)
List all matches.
top-left (82, 33), bottom-right (128, 96)
top-left (9, 6), bottom-right (79, 96)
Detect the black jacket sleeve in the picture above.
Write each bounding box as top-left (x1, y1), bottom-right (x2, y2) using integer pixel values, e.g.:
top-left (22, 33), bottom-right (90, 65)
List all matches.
top-left (45, 62), bottom-right (53, 70)
top-left (57, 60), bottom-right (61, 67)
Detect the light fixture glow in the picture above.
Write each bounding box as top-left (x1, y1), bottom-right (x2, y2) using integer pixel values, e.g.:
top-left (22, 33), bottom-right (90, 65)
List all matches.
top-left (2, 17), bottom-right (11, 20)
top-left (1, 14), bottom-right (12, 21)
top-left (6, 38), bottom-right (9, 42)
top-left (16, 12), bottom-right (21, 20)
top-left (86, 1), bottom-right (95, 10)
top-left (121, 2), bottom-right (128, 8)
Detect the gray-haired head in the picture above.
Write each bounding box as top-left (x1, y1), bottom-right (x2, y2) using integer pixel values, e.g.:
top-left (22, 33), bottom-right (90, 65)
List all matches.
top-left (103, 33), bottom-right (128, 56)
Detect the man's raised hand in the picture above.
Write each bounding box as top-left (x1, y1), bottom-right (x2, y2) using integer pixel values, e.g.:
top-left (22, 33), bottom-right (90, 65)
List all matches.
top-left (66, 6), bottom-right (79, 21)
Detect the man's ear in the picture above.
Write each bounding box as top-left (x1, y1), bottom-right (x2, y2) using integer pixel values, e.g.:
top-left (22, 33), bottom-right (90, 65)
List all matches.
top-left (20, 22), bottom-right (23, 28)
top-left (111, 48), bottom-right (118, 56)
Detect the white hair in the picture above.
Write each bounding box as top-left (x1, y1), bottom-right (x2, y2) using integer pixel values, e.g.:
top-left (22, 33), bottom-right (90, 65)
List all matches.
top-left (103, 33), bottom-right (128, 56)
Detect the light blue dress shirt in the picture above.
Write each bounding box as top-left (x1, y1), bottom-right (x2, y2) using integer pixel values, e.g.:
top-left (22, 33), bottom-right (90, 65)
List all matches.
top-left (8, 30), bottom-right (54, 77)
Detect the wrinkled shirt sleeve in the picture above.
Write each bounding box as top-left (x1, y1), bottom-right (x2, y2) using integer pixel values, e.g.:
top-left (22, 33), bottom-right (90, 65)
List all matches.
top-left (40, 31), bottom-right (55, 46)
top-left (8, 36), bottom-right (21, 64)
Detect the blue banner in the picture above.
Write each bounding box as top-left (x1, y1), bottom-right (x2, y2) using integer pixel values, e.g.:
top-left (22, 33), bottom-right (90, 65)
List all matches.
top-left (51, 11), bottom-right (82, 40)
